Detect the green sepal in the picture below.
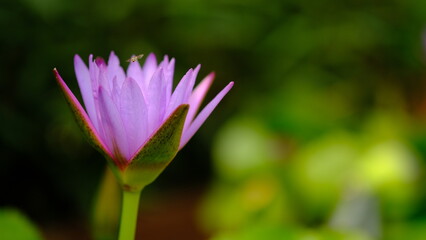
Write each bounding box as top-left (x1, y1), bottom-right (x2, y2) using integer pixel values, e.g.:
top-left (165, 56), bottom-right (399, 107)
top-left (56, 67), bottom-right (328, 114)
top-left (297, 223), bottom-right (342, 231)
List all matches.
top-left (53, 69), bottom-right (120, 173)
top-left (64, 91), bottom-right (112, 161)
top-left (121, 104), bottom-right (189, 192)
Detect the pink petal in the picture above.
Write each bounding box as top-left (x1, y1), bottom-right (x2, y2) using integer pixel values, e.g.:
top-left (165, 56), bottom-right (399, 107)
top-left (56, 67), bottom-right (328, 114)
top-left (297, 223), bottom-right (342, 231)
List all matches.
top-left (183, 64), bottom-right (200, 103)
top-left (166, 68), bottom-right (194, 116)
top-left (89, 55), bottom-right (100, 99)
top-left (53, 68), bottom-right (111, 158)
top-left (97, 60), bottom-right (111, 94)
top-left (180, 81), bottom-right (234, 149)
top-left (111, 76), bottom-right (121, 103)
top-left (184, 72), bottom-right (215, 131)
top-left (164, 58), bottom-right (175, 103)
top-left (98, 86), bottom-right (131, 162)
top-left (147, 68), bottom-right (167, 132)
top-left (74, 55), bottom-right (98, 130)
top-left (120, 77), bottom-right (148, 155)
top-left (158, 56), bottom-right (174, 103)
top-left (127, 60), bottom-right (144, 91)
top-left (142, 53), bottom-right (158, 87)
top-left (108, 51), bottom-right (126, 87)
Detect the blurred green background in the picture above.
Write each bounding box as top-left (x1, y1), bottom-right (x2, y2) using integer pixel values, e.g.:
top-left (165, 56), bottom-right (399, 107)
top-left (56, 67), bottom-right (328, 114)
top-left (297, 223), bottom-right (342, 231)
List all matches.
top-left (3, 0), bottom-right (426, 239)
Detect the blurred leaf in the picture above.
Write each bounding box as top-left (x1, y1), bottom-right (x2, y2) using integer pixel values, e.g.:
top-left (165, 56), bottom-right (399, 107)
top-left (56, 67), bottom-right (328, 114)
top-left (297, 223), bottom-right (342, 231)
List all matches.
top-left (262, 66), bottom-right (361, 139)
top-left (210, 224), bottom-right (373, 240)
top-left (289, 131), bottom-right (358, 220)
top-left (0, 208), bottom-right (43, 240)
top-left (385, 221), bottom-right (426, 240)
top-left (199, 175), bottom-right (293, 232)
top-left (212, 117), bottom-right (280, 180)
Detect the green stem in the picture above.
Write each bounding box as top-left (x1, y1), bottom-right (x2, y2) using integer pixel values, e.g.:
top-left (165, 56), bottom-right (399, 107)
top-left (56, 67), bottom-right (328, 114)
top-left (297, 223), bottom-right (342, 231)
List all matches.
top-left (118, 190), bottom-right (141, 240)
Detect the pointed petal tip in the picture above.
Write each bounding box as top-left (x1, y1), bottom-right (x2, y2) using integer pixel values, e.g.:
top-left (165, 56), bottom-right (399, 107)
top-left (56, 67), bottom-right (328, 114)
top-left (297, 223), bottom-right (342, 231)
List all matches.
top-left (202, 72), bottom-right (216, 86)
top-left (109, 50), bottom-right (117, 59)
top-left (74, 54), bottom-right (89, 74)
top-left (225, 81), bottom-right (235, 95)
top-left (179, 81), bottom-right (233, 149)
top-left (179, 103), bottom-right (190, 111)
top-left (74, 54), bottom-right (84, 63)
top-left (170, 104), bottom-right (189, 118)
top-left (53, 68), bottom-right (62, 84)
top-left (146, 53), bottom-right (157, 62)
top-left (53, 68), bottom-right (62, 81)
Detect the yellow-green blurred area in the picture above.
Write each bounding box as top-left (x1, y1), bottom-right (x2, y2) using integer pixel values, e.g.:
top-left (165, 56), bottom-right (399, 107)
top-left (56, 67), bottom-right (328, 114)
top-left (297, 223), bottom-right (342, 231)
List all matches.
top-left (3, 0), bottom-right (426, 239)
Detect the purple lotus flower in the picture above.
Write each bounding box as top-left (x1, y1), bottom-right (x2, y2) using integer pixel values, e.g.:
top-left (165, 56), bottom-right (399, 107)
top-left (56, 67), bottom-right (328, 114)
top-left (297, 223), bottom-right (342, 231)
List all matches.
top-left (54, 52), bottom-right (233, 190)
